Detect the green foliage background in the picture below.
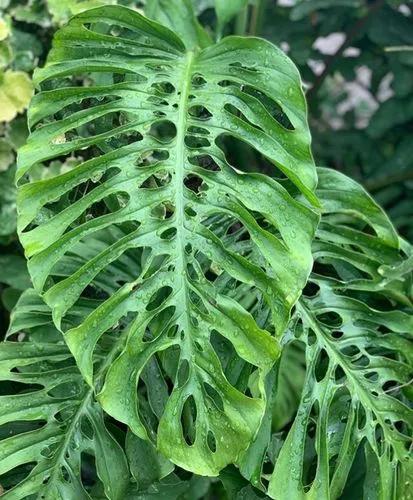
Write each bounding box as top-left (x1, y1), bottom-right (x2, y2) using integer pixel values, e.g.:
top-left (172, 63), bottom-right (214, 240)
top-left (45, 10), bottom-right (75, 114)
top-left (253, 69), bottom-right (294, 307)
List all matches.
top-left (0, 0), bottom-right (412, 498)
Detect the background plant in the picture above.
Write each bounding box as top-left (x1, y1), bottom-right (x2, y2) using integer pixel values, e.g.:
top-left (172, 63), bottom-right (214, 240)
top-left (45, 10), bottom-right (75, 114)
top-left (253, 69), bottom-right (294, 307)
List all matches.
top-left (0, 1), bottom-right (412, 499)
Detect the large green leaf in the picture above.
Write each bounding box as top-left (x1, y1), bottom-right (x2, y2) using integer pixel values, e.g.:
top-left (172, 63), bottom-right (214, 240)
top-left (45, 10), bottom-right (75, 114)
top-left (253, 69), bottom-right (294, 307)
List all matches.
top-left (0, 291), bottom-right (129, 499)
top-left (266, 168), bottom-right (413, 499)
top-left (17, 5), bottom-right (318, 474)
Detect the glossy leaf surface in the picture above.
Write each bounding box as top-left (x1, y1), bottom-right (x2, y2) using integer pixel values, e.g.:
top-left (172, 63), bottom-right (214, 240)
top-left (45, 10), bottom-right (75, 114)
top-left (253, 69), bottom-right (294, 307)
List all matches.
top-left (17, 5), bottom-right (318, 474)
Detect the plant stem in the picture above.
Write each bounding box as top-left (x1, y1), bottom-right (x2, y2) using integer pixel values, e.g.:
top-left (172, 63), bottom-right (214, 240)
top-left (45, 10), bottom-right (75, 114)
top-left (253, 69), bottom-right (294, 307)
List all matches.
top-left (249, 0), bottom-right (262, 36)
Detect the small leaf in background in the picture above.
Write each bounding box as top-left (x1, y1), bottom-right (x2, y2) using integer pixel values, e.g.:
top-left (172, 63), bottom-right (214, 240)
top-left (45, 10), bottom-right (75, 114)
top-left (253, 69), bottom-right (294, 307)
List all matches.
top-left (0, 254), bottom-right (31, 312)
top-left (215, 0), bottom-right (249, 31)
top-left (9, 28), bottom-right (42, 72)
top-left (0, 16), bottom-right (9, 40)
top-left (0, 255), bottom-right (30, 290)
top-left (0, 70), bottom-right (33, 122)
top-left (6, 116), bottom-right (29, 150)
top-left (126, 431), bottom-right (174, 489)
top-left (0, 40), bottom-right (12, 68)
top-left (144, 0), bottom-right (211, 49)
top-left (46, 0), bottom-right (117, 24)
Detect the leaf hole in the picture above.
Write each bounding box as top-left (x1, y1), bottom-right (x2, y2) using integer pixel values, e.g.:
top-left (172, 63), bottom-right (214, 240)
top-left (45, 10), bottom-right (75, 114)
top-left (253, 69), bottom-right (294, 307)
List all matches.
top-left (207, 431), bottom-right (217, 452)
top-left (148, 120), bottom-right (176, 142)
top-left (187, 125), bottom-right (210, 136)
top-left (307, 329), bottom-right (317, 346)
top-left (334, 365), bottom-right (345, 383)
top-left (184, 174), bottom-right (203, 194)
top-left (229, 61), bottom-right (259, 73)
top-left (181, 395), bottom-right (197, 446)
top-left (364, 371), bottom-right (378, 382)
top-left (177, 359), bottom-right (190, 388)
top-left (188, 105), bottom-right (212, 120)
top-left (302, 402), bottom-right (318, 490)
top-left (151, 81), bottom-right (175, 95)
top-left (185, 206), bottom-right (197, 217)
top-left (375, 425), bottom-right (385, 456)
top-left (302, 281), bottom-right (320, 297)
top-left (146, 95), bottom-right (169, 106)
top-left (354, 354), bottom-right (370, 368)
top-left (194, 341), bottom-right (203, 352)
top-left (382, 380), bottom-right (398, 392)
top-left (61, 465), bottom-right (70, 482)
top-left (215, 133), bottom-right (287, 178)
top-left (184, 135), bottom-right (211, 148)
top-left (80, 452), bottom-right (97, 488)
top-left (189, 154), bottom-right (221, 172)
top-left (341, 345), bottom-right (360, 358)
top-left (80, 416), bottom-right (94, 440)
top-left (167, 325), bottom-right (178, 338)
top-left (314, 349), bottom-right (329, 382)
top-left (203, 382), bottom-right (224, 412)
top-left (316, 311), bottom-right (342, 328)
top-left (146, 286), bottom-right (173, 311)
top-left (357, 406), bottom-right (367, 430)
top-left (159, 227), bottom-right (177, 240)
top-left (242, 85), bottom-right (295, 130)
top-left (187, 262), bottom-right (199, 281)
top-left (224, 103), bottom-right (264, 135)
top-left (152, 149), bottom-right (169, 161)
top-left (191, 74), bottom-right (207, 87)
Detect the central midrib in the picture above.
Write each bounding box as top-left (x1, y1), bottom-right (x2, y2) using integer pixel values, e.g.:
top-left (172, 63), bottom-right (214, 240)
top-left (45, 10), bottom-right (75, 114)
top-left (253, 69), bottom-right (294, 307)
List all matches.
top-left (174, 50), bottom-right (196, 344)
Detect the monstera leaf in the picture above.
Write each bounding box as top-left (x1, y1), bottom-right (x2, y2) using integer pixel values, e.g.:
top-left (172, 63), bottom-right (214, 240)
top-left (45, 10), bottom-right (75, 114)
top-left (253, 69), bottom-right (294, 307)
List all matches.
top-left (17, 5), bottom-right (318, 474)
top-left (0, 290), bottom-right (129, 499)
top-left (240, 168), bottom-right (413, 499)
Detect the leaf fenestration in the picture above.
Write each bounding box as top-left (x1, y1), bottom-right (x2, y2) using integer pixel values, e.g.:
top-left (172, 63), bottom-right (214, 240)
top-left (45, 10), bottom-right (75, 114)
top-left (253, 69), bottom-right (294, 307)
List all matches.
top-left (17, 5), bottom-right (318, 475)
top-left (266, 168), bottom-right (413, 499)
top-left (0, 291), bottom-right (129, 500)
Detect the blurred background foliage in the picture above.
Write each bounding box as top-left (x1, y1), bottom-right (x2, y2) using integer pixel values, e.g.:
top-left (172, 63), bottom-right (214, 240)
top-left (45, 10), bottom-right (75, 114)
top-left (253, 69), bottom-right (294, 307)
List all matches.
top-left (0, 0), bottom-right (412, 337)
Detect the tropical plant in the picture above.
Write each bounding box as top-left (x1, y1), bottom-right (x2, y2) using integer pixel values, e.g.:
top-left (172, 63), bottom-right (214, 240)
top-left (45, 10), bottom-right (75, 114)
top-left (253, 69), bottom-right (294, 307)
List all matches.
top-left (0, 1), bottom-right (412, 499)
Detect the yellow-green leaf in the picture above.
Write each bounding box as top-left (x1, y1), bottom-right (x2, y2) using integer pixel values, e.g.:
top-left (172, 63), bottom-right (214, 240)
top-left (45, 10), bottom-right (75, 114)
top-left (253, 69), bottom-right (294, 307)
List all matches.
top-left (0, 70), bottom-right (33, 122)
